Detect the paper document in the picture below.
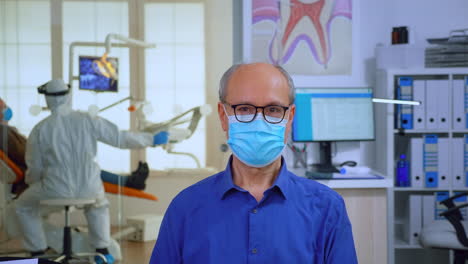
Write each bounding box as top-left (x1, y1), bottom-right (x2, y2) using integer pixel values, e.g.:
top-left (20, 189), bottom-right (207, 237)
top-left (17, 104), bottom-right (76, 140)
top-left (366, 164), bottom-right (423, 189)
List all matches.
top-left (0, 260), bottom-right (38, 264)
top-left (306, 171), bottom-right (384, 180)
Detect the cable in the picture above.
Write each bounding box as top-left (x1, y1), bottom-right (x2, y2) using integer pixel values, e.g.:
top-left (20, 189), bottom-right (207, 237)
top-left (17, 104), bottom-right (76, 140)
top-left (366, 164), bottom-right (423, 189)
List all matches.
top-left (340, 161), bottom-right (357, 167)
top-left (333, 142), bottom-right (357, 167)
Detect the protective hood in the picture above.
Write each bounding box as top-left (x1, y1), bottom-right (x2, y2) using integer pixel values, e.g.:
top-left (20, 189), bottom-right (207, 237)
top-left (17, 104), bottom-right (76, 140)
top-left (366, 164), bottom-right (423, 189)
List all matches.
top-left (39, 79), bottom-right (72, 113)
top-left (46, 94), bottom-right (72, 113)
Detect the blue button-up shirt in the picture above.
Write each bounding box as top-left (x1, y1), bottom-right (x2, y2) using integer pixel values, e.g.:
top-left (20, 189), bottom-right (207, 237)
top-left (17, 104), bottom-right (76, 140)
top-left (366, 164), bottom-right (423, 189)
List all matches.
top-left (150, 157), bottom-right (357, 264)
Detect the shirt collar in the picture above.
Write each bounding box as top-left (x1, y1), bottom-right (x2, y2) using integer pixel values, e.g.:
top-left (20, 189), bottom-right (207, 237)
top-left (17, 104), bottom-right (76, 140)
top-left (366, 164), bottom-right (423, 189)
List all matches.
top-left (216, 155), bottom-right (291, 200)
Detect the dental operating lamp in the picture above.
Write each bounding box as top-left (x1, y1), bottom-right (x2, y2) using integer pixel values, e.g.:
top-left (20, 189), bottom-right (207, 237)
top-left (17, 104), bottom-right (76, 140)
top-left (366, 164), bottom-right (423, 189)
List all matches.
top-left (68, 33), bottom-right (156, 86)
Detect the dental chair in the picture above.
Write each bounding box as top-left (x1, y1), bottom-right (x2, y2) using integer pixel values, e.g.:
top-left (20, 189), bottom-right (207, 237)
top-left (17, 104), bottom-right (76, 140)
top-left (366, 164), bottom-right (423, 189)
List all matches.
top-left (420, 192), bottom-right (468, 264)
top-left (0, 151), bottom-right (23, 239)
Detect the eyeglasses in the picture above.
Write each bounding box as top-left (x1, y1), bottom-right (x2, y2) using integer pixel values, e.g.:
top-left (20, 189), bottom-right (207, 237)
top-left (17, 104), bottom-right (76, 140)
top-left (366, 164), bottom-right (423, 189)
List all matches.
top-left (224, 103), bottom-right (290, 124)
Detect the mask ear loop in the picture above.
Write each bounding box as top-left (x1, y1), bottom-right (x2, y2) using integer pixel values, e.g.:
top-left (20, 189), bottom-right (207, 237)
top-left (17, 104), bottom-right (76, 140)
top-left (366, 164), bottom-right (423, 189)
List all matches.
top-left (222, 104), bottom-right (233, 120)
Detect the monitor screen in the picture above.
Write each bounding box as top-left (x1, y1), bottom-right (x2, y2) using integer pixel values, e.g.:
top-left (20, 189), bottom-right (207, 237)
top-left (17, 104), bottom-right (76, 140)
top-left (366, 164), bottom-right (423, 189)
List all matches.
top-left (292, 88), bottom-right (375, 142)
top-left (79, 55), bottom-right (118, 92)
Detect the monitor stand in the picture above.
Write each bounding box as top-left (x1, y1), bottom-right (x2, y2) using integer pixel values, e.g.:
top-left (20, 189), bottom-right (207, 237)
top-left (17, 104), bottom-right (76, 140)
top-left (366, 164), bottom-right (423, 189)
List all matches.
top-left (313, 141), bottom-right (339, 173)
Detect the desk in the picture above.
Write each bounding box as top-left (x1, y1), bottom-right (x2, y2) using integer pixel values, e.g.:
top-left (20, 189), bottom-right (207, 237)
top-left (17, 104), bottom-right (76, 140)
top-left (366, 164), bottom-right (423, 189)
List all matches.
top-left (289, 168), bottom-right (393, 189)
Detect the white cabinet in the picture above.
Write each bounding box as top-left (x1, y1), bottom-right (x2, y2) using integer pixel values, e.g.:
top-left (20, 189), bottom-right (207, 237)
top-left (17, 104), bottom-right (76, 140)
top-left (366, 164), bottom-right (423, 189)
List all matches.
top-left (374, 68), bottom-right (468, 264)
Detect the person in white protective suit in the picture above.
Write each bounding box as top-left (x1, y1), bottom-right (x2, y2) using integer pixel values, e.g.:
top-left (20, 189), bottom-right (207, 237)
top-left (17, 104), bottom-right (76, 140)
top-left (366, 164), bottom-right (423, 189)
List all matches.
top-left (14, 79), bottom-right (169, 264)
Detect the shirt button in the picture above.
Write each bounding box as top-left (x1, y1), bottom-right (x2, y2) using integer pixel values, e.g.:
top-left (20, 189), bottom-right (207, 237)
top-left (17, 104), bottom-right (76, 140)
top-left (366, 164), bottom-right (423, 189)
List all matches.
top-left (252, 209), bottom-right (258, 214)
top-left (251, 248), bottom-right (258, 254)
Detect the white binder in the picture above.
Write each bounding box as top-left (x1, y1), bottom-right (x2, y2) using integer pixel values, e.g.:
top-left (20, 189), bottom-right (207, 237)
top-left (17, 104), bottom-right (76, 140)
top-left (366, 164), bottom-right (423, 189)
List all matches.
top-left (411, 137), bottom-right (424, 188)
top-left (413, 80), bottom-right (426, 130)
top-left (453, 79), bottom-right (466, 130)
top-left (407, 195), bottom-right (422, 245)
top-left (436, 80), bottom-right (450, 129)
top-left (452, 137), bottom-right (465, 189)
top-left (425, 80), bottom-right (439, 129)
top-left (422, 195), bottom-right (435, 227)
top-left (437, 138), bottom-right (450, 188)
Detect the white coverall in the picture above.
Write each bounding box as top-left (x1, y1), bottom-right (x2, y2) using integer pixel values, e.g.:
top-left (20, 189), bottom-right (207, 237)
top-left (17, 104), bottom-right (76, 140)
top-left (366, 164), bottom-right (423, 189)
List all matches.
top-left (15, 83), bottom-right (154, 252)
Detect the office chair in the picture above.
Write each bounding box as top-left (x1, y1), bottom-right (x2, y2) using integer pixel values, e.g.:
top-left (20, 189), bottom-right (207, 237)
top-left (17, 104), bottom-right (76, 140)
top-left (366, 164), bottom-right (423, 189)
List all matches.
top-left (420, 192), bottom-right (468, 264)
top-left (39, 199), bottom-right (108, 264)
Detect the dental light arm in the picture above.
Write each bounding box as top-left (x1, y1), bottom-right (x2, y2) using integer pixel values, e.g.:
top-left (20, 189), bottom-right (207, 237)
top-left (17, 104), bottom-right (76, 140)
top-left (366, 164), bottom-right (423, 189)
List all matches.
top-left (98, 96), bottom-right (133, 112)
top-left (68, 33), bottom-right (155, 86)
top-left (141, 105), bottom-right (212, 143)
top-left (137, 104), bottom-right (212, 168)
top-left (105, 34), bottom-right (156, 55)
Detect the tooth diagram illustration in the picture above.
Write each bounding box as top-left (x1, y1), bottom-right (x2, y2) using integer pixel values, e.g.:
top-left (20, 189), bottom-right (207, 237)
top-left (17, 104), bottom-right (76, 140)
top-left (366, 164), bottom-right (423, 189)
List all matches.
top-left (252, 0), bottom-right (352, 68)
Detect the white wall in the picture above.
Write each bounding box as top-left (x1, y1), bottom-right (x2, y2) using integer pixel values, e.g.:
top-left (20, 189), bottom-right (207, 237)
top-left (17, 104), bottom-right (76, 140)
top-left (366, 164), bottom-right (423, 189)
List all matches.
top-left (290, 0), bottom-right (468, 167)
top-left (385, 0), bottom-right (468, 46)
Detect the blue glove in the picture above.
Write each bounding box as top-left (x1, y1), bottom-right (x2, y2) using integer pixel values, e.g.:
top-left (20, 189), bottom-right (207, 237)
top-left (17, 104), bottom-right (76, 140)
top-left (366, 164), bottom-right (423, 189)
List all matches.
top-left (153, 131), bottom-right (169, 145)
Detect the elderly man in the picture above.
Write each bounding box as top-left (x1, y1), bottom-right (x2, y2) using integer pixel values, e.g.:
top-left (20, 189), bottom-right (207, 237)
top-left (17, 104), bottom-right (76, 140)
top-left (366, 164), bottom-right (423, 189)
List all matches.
top-left (150, 63), bottom-right (357, 263)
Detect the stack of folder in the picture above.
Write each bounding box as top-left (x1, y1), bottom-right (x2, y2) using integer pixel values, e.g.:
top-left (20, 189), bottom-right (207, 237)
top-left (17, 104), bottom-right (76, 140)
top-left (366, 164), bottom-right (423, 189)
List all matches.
top-left (425, 29), bottom-right (468, 68)
top-left (395, 76), bottom-right (468, 130)
top-left (410, 135), bottom-right (468, 188)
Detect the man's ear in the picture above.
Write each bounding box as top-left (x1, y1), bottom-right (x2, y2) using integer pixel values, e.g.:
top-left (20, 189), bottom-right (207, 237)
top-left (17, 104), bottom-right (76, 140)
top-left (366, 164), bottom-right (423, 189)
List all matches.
top-left (218, 102), bottom-right (228, 132)
top-left (287, 104), bottom-right (295, 127)
top-left (284, 104), bottom-right (295, 143)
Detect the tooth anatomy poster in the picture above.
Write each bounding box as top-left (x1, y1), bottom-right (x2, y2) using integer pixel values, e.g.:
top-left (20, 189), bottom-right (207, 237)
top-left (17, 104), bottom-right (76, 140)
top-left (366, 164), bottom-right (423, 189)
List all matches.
top-left (247, 0), bottom-right (352, 76)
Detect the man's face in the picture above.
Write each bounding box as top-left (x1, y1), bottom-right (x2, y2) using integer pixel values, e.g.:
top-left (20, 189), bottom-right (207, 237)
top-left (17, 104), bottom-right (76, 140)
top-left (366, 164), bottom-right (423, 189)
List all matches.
top-left (217, 63), bottom-right (296, 143)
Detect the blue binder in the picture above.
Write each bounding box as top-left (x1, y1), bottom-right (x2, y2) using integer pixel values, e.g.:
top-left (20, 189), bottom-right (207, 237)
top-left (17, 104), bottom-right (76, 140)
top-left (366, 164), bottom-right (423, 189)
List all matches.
top-left (396, 77), bottom-right (414, 129)
top-left (424, 134), bottom-right (438, 188)
top-left (435, 191), bottom-right (449, 220)
top-left (465, 77), bottom-right (468, 128)
top-left (465, 135), bottom-right (468, 187)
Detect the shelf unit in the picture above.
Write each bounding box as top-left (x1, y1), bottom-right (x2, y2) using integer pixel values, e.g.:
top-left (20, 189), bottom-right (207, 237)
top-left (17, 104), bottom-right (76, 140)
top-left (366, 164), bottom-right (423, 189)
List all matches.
top-left (374, 68), bottom-right (468, 264)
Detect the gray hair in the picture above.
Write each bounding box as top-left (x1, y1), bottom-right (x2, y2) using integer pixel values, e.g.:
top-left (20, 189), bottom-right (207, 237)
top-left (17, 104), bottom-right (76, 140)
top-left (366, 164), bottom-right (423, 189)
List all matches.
top-left (218, 63), bottom-right (296, 105)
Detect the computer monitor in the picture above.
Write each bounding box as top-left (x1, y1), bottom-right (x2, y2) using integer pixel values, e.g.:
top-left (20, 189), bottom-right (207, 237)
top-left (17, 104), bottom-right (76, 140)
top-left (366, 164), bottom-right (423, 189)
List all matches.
top-left (292, 88), bottom-right (375, 173)
top-left (79, 55), bottom-right (118, 92)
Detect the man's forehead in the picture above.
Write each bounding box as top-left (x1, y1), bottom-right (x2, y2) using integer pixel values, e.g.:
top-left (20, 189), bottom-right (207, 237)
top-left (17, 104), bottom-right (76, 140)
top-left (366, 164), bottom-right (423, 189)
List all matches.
top-left (226, 63), bottom-right (289, 104)
top-left (233, 63), bottom-right (282, 76)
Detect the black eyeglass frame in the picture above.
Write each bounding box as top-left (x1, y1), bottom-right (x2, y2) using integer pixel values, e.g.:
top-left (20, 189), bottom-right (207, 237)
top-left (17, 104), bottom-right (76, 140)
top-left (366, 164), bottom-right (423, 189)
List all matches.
top-left (224, 102), bottom-right (290, 124)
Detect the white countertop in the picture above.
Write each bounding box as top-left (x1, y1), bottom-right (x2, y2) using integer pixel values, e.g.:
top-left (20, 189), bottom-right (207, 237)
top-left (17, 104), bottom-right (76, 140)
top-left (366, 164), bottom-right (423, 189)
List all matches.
top-left (289, 168), bottom-right (393, 189)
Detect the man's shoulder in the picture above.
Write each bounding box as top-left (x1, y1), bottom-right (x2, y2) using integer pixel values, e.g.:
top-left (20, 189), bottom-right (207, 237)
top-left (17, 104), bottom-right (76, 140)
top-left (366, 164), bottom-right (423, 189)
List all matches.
top-left (287, 170), bottom-right (344, 204)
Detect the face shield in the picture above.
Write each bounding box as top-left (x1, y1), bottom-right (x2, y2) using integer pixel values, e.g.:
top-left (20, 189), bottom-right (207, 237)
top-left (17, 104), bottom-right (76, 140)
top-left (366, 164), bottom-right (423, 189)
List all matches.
top-left (37, 81), bottom-right (71, 96)
top-left (37, 80), bottom-right (72, 112)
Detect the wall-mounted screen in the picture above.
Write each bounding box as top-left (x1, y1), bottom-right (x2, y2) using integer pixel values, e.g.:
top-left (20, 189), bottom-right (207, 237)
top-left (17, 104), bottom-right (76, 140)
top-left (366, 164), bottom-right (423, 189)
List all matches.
top-left (79, 55), bottom-right (118, 92)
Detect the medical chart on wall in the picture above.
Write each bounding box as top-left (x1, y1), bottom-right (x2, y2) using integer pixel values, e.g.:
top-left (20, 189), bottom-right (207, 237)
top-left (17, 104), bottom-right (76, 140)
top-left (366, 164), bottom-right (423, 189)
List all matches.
top-left (247, 0), bottom-right (352, 76)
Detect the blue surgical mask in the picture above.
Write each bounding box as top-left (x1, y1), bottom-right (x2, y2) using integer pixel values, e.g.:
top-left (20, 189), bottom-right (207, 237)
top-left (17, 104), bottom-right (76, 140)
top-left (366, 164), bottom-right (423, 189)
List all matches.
top-left (2, 107), bottom-right (12, 121)
top-left (226, 113), bottom-right (287, 168)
